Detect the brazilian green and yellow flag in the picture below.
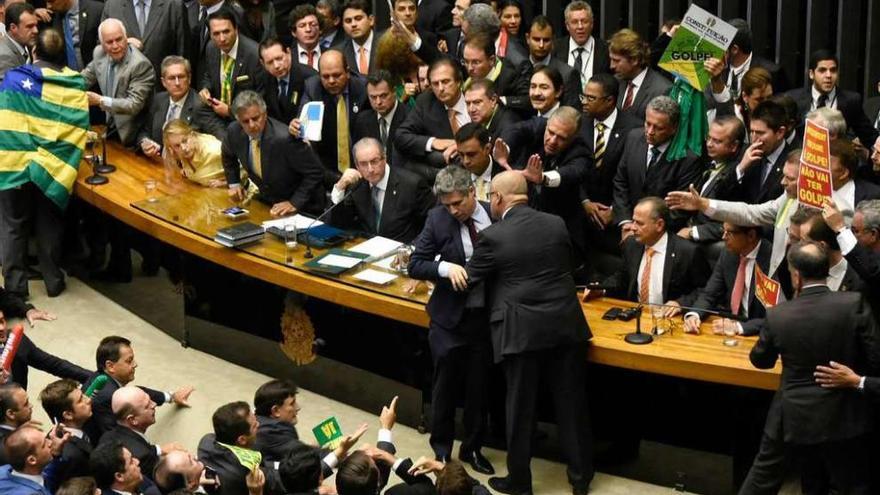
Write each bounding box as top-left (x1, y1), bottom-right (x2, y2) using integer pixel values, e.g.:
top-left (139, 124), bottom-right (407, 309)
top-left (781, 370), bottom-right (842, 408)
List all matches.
top-left (0, 64), bottom-right (89, 209)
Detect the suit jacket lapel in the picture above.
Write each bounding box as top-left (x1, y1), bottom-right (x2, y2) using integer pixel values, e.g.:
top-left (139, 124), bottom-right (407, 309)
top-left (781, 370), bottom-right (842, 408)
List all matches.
top-left (661, 235), bottom-right (677, 301)
top-left (142, 0), bottom-right (165, 42)
top-left (379, 171), bottom-right (400, 231)
top-left (121, 0), bottom-right (142, 38)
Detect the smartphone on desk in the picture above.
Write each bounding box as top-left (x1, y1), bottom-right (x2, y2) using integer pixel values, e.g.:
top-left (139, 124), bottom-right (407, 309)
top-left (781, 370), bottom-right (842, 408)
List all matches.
top-left (221, 206), bottom-right (249, 219)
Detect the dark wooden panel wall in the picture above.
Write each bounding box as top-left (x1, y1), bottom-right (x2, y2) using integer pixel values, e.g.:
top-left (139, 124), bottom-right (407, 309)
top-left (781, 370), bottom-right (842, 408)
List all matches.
top-left (369, 0), bottom-right (880, 98)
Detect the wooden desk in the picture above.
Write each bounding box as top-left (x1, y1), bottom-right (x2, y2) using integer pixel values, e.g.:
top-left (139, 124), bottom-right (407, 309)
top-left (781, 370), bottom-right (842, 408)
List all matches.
top-left (74, 142), bottom-right (781, 390)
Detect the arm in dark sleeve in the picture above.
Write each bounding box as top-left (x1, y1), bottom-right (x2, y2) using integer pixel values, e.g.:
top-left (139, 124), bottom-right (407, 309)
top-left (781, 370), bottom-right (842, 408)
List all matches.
top-left (288, 143), bottom-right (325, 210)
top-left (865, 376), bottom-right (880, 398)
top-left (694, 220), bottom-right (724, 243)
top-left (740, 317), bottom-right (765, 337)
top-left (749, 324), bottom-right (780, 369)
top-left (845, 243), bottom-right (880, 286)
top-left (0, 288), bottom-right (34, 318)
top-left (848, 97), bottom-right (879, 150)
top-left (392, 458), bottom-right (435, 492)
top-left (561, 68), bottom-right (581, 108)
top-left (395, 104), bottom-right (431, 160)
top-left (139, 386), bottom-right (168, 406)
top-left (221, 133), bottom-right (242, 186)
top-left (855, 297), bottom-right (880, 376)
top-left (464, 234), bottom-right (496, 288)
top-left (612, 149), bottom-right (633, 224)
top-left (500, 61), bottom-right (532, 113)
top-left (414, 39), bottom-right (444, 66)
top-left (408, 212), bottom-right (442, 281)
top-left (25, 337), bottom-right (92, 383)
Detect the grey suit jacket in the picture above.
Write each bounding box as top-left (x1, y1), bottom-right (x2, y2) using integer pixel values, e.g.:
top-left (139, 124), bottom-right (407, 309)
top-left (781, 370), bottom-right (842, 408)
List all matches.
top-left (0, 35), bottom-right (28, 82)
top-left (82, 46), bottom-right (156, 146)
top-left (101, 0), bottom-right (188, 76)
top-left (619, 67), bottom-right (672, 122)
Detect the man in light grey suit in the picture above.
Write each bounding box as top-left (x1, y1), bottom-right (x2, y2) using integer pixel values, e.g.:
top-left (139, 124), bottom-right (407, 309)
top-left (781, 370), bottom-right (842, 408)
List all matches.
top-left (82, 18), bottom-right (155, 146)
top-left (0, 3), bottom-right (38, 82)
top-left (100, 0), bottom-right (188, 77)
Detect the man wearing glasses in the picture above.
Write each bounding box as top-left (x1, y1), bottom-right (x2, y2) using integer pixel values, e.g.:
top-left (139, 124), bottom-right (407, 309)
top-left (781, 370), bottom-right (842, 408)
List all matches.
top-left (330, 138), bottom-right (433, 244)
top-left (137, 55), bottom-right (228, 158)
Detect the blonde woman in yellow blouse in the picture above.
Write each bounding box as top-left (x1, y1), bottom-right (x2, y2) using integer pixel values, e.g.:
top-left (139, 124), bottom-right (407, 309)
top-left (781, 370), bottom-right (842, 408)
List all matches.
top-left (162, 119), bottom-right (230, 187)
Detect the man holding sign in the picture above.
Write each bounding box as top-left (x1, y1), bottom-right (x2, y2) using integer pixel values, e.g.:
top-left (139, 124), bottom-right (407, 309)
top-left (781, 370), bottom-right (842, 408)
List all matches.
top-left (743, 241), bottom-right (880, 494)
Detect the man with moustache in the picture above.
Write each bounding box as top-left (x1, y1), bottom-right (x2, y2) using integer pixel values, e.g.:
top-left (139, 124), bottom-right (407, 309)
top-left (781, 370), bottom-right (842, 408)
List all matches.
top-left (462, 78), bottom-right (520, 140)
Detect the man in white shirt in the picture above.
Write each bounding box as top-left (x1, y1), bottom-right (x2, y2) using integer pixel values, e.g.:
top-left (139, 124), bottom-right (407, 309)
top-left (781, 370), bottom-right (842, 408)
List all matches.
top-left (340, 0), bottom-right (375, 75)
top-left (553, 1), bottom-right (608, 87)
top-left (454, 123), bottom-right (495, 201)
top-left (608, 28), bottom-right (670, 122)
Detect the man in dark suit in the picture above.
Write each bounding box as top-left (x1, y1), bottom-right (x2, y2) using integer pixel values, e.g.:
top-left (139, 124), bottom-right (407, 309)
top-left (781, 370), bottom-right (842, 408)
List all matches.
top-left (553, 1), bottom-right (609, 88)
top-left (353, 70), bottom-right (410, 167)
top-left (290, 49), bottom-right (367, 188)
top-left (186, 0), bottom-right (243, 78)
top-left (785, 50), bottom-right (878, 150)
top-left (729, 100), bottom-right (790, 205)
top-left (83, 336), bottom-right (193, 440)
top-left (393, 0), bottom-right (438, 50)
top-left (678, 115), bottom-right (745, 264)
top-left (613, 95), bottom-right (703, 236)
top-left (608, 28), bottom-right (671, 123)
top-left (42, 0), bottom-right (102, 70)
top-left (224, 91), bottom-right (326, 216)
top-left (340, 0), bottom-right (378, 76)
top-left (0, 287), bottom-right (87, 391)
top-left (461, 33), bottom-right (531, 116)
top-left (801, 213), bottom-right (866, 293)
top-left (681, 223), bottom-right (771, 336)
top-left (316, 0), bottom-right (347, 50)
top-left (39, 379), bottom-right (95, 491)
top-left (525, 16), bottom-right (580, 109)
top-left (289, 4), bottom-right (323, 71)
top-left (0, 3), bottom-right (36, 81)
top-left (408, 165), bottom-right (494, 474)
top-left (823, 199), bottom-right (880, 318)
top-left (742, 241), bottom-right (879, 494)
top-left (864, 83), bottom-right (880, 131)
top-left (598, 197), bottom-right (709, 307)
top-left (826, 138), bottom-right (880, 215)
top-left (198, 402), bottom-right (287, 495)
top-left (258, 37), bottom-right (316, 125)
top-left (330, 138), bottom-right (433, 243)
top-left (718, 18), bottom-right (789, 98)
top-left (137, 55), bottom-right (228, 158)
top-left (90, 441), bottom-right (149, 495)
top-left (101, 0), bottom-right (187, 77)
top-left (578, 72), bottom-right (641, 276)
top-left (0, 384), bottom-right (33, 465)
top-left (464, 171), bottom-right (592, 495)
top-left (198, 9), bottom-right (265, 123)
top-left (454, 123), bottom-right (504, 203)
top-left (415, 0), bottom-right (452, 40)
top-left (99, 386), bottom-right (181, 480)
top-left (463, 78), bottom-right (520, 140)
top-left (397, 58), bottom-right (470, 181)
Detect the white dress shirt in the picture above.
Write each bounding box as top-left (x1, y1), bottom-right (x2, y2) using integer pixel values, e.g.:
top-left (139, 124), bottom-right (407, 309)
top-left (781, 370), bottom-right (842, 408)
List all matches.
top-left (330, 164), bottom-right (390, 205)
top-left (620, 67), bottom-right (648, 108)
top-left (352, 31), bottom-right (374, 72)
top-left (637, 233), bottom-right (668, 305)
top-left (811, 85), bottom-right (838, 110)
top-left (296, 43), bottom-right (321, 71)
top-left (827, 257), bottom-right (849, 291)
top-left (567, 36), bottom-right (595, 82)
top-left (834, 179), bottom-right (856, 216)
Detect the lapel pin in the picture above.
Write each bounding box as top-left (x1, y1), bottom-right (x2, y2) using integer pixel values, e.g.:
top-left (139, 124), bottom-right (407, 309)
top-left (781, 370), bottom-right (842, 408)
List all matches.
top-left (352, 104), bottom-right (359, 113)
top-left (82, 12), bottom-right (87, 18)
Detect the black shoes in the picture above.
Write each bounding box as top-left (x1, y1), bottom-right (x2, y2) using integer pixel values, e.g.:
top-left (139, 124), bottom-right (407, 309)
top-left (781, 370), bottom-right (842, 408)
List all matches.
top-left (459, 449), bottom-right (495, 475)
top-left (488, 476), bottom-right (532, 495)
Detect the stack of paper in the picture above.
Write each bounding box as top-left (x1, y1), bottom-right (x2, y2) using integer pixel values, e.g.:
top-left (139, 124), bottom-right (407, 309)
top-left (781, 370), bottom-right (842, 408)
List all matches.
top-left (353, 269), bottom-right (398, 285)
top-left (262, 214), bottom-right (322, 230)
top-left (349, 236), bottom-right (402, 261)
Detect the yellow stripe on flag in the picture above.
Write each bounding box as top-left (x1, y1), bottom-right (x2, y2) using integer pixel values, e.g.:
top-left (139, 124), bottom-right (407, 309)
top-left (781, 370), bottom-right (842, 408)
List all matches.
top-left (0, 148), bottom-right (78, 188)
top-left (0, 109), bottom-right (87, 149)
top-left (40, 80), bottom-right (89, 113)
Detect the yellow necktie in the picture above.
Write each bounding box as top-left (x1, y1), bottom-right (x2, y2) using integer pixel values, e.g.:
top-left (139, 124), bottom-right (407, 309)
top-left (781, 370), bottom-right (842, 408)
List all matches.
top-left (337, 95), bottom-right (350, 173)
top-left (475, 176), bottom-right (487, 201)
top-left (250, 138), bottom-right (262, 179)
top-left (221, 53), bottom-right (235, 105)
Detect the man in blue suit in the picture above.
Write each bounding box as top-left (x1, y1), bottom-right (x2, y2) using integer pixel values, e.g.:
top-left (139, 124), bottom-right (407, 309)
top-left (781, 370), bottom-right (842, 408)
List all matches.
top-left (0, 425), bottom-right (68, 495)
top-left (408, 165), bottom-right (495, 475)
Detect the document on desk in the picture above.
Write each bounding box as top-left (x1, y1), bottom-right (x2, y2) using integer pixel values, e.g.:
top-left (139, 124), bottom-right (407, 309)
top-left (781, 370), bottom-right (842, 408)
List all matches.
top-left (299, 102), bottom-right (324, 141)
top-left (353, 268), bottom-right (398, 285)
top-left (349, 236), bottom-right (402, 261)
top-left (371, 255), bottom-right (396, 270)
top-left (262, 214), bottom-right (322, 230)
top-left (317, 254), bottom-right (363, 269)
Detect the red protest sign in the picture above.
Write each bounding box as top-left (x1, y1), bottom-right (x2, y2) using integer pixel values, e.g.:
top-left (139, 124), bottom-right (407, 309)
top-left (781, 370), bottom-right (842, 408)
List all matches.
top-left (798, 119), bottom-right (832, 209)
top-left (754, 264), bottom-right (780, 309)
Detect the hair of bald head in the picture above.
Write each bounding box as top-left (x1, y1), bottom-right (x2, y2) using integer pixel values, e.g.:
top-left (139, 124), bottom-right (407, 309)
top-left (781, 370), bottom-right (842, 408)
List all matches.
top-left (4, 425), bottom-right (42, 471)
top-left (492, 170), bottom-right (527, 197)
top-left (319, 49), bottom-right (348, 72)
top-left (98, 18), bottom-right (127, 43)
top-left (154, 450), bottom-right (192, 491)
top-left (112, 385), bottom-right (147, 420)
top-left (548, 106), bottom-right (582, 133)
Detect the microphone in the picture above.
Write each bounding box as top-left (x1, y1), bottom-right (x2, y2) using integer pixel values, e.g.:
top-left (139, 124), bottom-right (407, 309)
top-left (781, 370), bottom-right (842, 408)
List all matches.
top-left (576, 284), bottom-right (744, 321)
top-left (303, 179), bottom-right (366, 258)
top-left (84, 374), bottom-right (109, 397)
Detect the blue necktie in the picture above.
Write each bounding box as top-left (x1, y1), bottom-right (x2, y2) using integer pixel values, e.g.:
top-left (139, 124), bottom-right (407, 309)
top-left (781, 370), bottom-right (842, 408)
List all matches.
top-left (63, 13), bottom-right (78, 70)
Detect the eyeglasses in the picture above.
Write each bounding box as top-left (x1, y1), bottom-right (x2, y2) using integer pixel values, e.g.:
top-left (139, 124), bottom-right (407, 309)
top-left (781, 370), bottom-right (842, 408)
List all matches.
top-left (162, 74), bottom-right (190, 82)
top-left (579, 94), bottom-right (608, 104)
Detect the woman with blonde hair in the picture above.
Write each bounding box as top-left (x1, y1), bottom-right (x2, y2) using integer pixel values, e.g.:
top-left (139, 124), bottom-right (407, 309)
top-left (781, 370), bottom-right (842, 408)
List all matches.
top-left (162, 119), bottom-right (229, 188)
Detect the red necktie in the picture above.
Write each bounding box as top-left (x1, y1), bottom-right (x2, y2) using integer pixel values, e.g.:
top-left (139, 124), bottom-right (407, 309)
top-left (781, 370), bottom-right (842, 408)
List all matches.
top-left (730, 256), bottom-right (748, 315)
top-left (464, 218), bottom-right (478, 245)
top-left (622, 81), bottom-right (636, 110)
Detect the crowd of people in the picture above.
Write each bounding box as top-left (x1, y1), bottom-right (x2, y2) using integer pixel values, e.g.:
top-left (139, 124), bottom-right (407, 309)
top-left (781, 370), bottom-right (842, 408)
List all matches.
top-left (1, 0), bottom-right (880, 493)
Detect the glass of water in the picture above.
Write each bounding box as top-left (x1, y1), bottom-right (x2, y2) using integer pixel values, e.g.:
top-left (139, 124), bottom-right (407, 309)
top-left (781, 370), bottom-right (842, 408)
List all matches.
top-left (144, 179), bottom-right (158, 202)
top-left (284, 225), bottom-right (298, 264)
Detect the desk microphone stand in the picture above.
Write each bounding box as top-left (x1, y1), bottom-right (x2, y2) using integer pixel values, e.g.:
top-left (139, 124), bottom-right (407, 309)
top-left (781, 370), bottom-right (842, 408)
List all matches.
top-left (84, 154), bottom-right (108, 185)
top-left (94, 133), bottom-right (116, 174)
top-left (624, 305), bottom-right (653, 345)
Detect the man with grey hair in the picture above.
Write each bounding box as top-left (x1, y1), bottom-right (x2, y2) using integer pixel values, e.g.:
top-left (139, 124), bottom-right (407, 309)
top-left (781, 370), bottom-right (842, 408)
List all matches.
top-left (462, 3), bottom-right (526, 65)
top-left (823, 198), bottom-right (880, 318)
top-left (137, 55), bottom-right (227, 158)
top-left (221, 90), bottom-right (325, 216)
top-left (554, 1), bottom-right (610, 87)
top-left (81, 17), bottom-right (155, 146)
top-left (614, 95), bottom-right (702, 239)
top-left (329, 137), bottom-right (433, 243)
top-left (495, 106), bottom-right (591, 264)
top-left (807, 106), bottom-right (847, 138)
top-left (408, 164), bottom-right (494, 474)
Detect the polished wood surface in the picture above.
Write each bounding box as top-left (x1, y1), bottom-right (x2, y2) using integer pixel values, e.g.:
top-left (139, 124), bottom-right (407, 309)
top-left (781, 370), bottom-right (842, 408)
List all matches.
top-left (74, 141), bottom-right (781, 390)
